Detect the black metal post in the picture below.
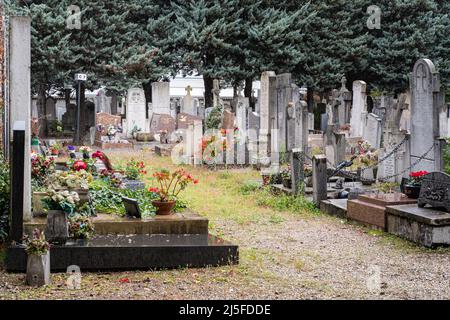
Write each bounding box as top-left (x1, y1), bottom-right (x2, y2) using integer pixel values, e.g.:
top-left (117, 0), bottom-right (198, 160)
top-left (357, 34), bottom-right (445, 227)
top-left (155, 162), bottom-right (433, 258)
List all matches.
top-left (10, 122), bottom-right (25, 243)
top-left (74, 80), bottom-right (81, 144)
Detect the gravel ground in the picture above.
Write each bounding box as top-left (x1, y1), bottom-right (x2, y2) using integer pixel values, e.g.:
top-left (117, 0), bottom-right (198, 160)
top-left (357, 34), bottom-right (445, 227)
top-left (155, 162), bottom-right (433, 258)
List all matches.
top-left (1, 213), bottom-right (449, 300)
top-left (0, 152), bottom-right (448, 300)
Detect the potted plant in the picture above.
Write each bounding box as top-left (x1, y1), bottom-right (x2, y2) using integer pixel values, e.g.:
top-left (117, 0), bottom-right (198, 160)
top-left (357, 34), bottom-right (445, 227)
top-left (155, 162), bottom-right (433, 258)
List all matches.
top-left (68, 214), bottom-right (95, 244)
top-left (280, 165), bottom-right (292, 188)
top-left (403, 171), bottom-right (429, 199)
top-left (31, 154), bottom-right (55, 187)
top-left (49, 143), bottom-right (61, 156)
top-left (42, 189), bottom-right (80, 244)
top-left (79, 146), bottom-right (92, 159)
top-left (122, 159), bottom-right (147, 190)
top-left (150, 169), bottom-right (198, 215)
top-left (23, 229), bottom-right (51, 286)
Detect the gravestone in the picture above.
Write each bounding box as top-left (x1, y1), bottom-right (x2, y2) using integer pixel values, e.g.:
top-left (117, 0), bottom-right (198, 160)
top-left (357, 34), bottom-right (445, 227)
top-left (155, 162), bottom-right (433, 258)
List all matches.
top-left (95, 89), bottom-right (112, 114)
top-left (259, 71), bottom-right (276, 163)
top-left (350, 80), bottom-right (367, 137)
top-left (338, 77), bottom-right (352, 125)
top-left (181, 85), bottom-right (196, 116)
top-left (150, 113), bottom-right (176, 136)
top-left (152, 82), bottom-right (171, 115)
top-left (308, 113), bottom-right (315, 132)
top-left (312, 155), bottom-right (328, 205)
top-left (45, 98), bottom-right (57, 121)
top-left (221, 109), bottom-right (235, 130)
top-left (410, 59), bottom-right (445, 172)
top-left (126, 88), bottom-right (147, 137)
top-left (418, 172), bottom-right (450, 212)
top-left (234, 96), bottom-right (249, 132)
top-left (276, 73), bottom-right (293, 153)
top-left (363, 113), bottom-right (382, 149)
top-left (177, 112), bottom-right (203, 131)
top-left (62, 104), bottom-right (76, 131)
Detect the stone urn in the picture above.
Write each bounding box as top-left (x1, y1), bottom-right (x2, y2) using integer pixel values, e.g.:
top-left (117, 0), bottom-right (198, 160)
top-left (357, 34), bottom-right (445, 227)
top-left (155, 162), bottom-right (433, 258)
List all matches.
top-left (26, 252), bottom-right (50, 287)
top-left (152, 200), bottom-right (176, 215)
top-left (45, 210), bottom-right (69, 245)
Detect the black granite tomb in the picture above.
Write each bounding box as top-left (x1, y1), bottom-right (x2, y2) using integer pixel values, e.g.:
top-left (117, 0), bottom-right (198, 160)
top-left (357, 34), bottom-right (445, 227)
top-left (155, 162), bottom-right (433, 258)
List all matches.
top-left (6, 234), bottom-right (238, 272)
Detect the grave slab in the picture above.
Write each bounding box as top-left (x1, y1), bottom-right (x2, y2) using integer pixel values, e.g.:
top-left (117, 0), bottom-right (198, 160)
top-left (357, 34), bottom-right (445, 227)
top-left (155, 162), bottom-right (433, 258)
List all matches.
top-left (6, 234), bottom-right (238, 272)
top-left (386, 204), bottom-right (450, 247)
top-left (347, 194), bottom-right (417, 230)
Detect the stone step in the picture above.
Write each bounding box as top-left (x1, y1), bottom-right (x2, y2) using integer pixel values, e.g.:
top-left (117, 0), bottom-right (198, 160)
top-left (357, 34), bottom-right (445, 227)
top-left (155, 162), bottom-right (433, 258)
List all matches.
top-left (319, 199), bottom-right (348, 218)
top-left (25, 210), bottom-right (209, 236)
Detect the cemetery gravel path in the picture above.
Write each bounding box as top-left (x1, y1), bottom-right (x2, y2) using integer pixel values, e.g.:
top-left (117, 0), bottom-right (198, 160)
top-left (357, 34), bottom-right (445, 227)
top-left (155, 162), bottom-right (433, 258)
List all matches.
top-left (1, 213), bottom-right (448, 300)
top-left (0, 152), bottom-right (449, 300)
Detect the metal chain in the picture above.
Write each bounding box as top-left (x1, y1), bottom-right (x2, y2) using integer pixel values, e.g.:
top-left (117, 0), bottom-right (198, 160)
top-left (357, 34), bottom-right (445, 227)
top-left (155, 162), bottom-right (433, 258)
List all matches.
top-left (361, 136), bottom-right (408, 172)
top-left (377, 142), bottom-right (435, 182)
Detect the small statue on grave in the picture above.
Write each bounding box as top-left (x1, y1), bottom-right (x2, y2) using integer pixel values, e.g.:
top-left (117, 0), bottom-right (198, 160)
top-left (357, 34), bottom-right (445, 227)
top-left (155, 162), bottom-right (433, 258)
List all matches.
top-left (334, 178), bottom-right (345, 190)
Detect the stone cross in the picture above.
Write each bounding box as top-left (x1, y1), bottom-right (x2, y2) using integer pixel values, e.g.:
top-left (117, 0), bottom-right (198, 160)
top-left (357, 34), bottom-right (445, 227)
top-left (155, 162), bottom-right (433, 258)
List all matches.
top-left (185, 85), bottom-right (193, 96)
top-left (416, 64), bottom-right (427, 92)
top-left (212, 79), bottom-right (221, 109)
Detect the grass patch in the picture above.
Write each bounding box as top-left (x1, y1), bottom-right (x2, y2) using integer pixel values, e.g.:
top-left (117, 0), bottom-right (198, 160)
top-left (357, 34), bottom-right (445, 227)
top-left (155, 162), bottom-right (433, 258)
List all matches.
top-left (255, 187), bottom-right (320, 215)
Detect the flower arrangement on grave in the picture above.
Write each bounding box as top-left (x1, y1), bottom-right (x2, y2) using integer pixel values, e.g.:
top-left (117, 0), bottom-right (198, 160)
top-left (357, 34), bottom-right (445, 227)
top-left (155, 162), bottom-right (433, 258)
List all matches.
top-left (354, 140), bottom-right (379, 168)
top-left (124, 159), bottom-right (147, 181)
top-left (407, 171), bottom-right (429, 186)
top-left (69, 157), bottom-right (95, 173)
top-left (149, 169), bottom-right (198, 215)
top-left (107, 125), bottom-right (118, 140)
top-left (49, 143), bottom-right (62, 155)
top-left (31, 154), bottom-right (55, 186)
top-left (23, 229), bottom-right (50, 256)
top-left (403, 171), bottom-right (429, 199)
top-left (48, 170), bottom-right (92, 191)
top-left (99, 169), bottom-right (123, 188)
top-left (68, 215), bottom-right (95, 240)
top-left (79, 146), bottom-right (92, 159)
top-left (42, 189), bottom-right (80, 215)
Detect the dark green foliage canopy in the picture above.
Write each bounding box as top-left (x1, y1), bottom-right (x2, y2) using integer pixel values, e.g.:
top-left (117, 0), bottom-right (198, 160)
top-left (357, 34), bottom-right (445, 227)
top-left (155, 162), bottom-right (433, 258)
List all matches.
top-left (5, 0), bottom-right (450, 96)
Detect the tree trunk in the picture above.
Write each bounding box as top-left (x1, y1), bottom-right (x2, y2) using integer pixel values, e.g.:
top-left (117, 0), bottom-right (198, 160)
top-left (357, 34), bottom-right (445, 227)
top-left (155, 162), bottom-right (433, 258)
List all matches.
top-left (142, 81), bottom-right (153, 119)
top-left (307, 87), bottom-right (314, 113)
top-left (244, 77), bottom-right (254, 109)
top-left (204, 76), bottom-right (213, 109)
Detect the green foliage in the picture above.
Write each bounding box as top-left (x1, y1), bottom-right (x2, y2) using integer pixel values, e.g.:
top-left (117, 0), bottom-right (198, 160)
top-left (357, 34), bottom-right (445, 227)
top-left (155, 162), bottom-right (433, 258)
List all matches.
top-left (254, 187), bottom-right (320, 215)
top-left (0, 157), bottom-right (10, 242)
top-left (205, 106), bottom-right (223, 130)
top-left (444, 139), bottom-right (450, 175)
top-left (89, 179), bottom-right (186, 217)
top-left (239, 181), bottom-right (261, 195)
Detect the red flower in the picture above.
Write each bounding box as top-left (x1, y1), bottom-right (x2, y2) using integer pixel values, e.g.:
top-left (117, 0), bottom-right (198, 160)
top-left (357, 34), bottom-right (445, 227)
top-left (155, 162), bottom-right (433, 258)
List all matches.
top-left (148, 187), bottom-right (159, 193)
top-left (73, 160), bottom-right (87, 171)
top-left (193, 179), bottom-right (199, 185)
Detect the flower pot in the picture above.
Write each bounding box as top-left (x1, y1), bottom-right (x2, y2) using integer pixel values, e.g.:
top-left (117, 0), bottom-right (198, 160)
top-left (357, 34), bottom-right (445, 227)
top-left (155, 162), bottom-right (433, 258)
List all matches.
top-left (44, 210), bottom-right (69, 245)
top-left (403, 184), bottom-right (421, 199)
top-left (152, 200), bottom-right (176, 215)
top-left (26, 252), bottom-right (50, 287)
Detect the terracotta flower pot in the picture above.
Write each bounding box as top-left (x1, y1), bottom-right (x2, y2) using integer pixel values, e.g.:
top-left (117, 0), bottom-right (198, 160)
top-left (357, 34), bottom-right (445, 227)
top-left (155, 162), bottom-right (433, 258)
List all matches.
top-left (152, 200), bottom-right (176, 216)
top-left (403, 184), bottom-right (421, 199)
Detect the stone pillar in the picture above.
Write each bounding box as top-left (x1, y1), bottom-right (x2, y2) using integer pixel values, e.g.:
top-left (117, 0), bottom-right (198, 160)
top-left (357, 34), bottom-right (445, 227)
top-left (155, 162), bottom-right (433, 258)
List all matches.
top-left (9, 16), bottom-right (32, 221)
top-left (290, 149), bottom-right (304, 195)
top-left (258, 71), bottom-right (276, 164)
top-left (350, 80), bottom-right (367, 137)
top-left (335, 133), bottom-right (346, 165)
top-left (312, 155), bottom-right (328, 205)
top-left (193, 120), bottom-right (203, 166)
